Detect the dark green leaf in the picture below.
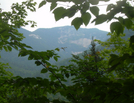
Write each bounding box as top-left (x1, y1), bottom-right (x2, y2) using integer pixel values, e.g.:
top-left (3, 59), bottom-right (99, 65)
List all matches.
top-left (3, 46), bottom-right (8, 52)
top-left (54, 56), bottom-right (58, 61)
top-left (52, 99), bottom-right (62, 103)
top-left (123, 19), bottom-right (132, 29)
top-left (110, 22), bottom-right (124, 36)
top-left (41, 68), bottom-right (48, 73)
top-left (36, 96), bottom-right (49, 102)
top-left (35, 61), bottom-right (42, 66)
top-left (28, 54), bottom-right (34, 60)
top-left (106, 4), bottom-right (115, 11)
top-left (90, 0), bottom-right (99, 5)
top-left (116, 17), bottom-right (124, 24)
top-left (90, 6), bottom-right (99, 16)
top-left (39, 0), bottom-right (46, 8)
top-left (50, 2), bottom-right (57, 11)
top-left (65, 73), bottom-right (69, 78)
top-left (71, 17), bottom-right (83, 30)
top-left (7, 46), bottom-right (12, 51)
top-left (92, 14), bottom-right (107, 25)
top-left (53, 7), bottom-right (66, 21)
top-left (82, 12), bottom-right (91, 26)
top-left (49, 75), bottom-right (56, 81)
top-left (23, 98), bottom-right (35, 103)
top-left (130, 35), bottom-right (134, 50)
top-left (108, 54), bottom-right (119, 65)
top-left (55, 48), bottom-right (60, 51)
top-left (13, 45), bottom-right (18, 50)
top-left (82, 3), bottom-right (89, 13)
top-left (25, 45), bottom-right (32, 49)
top-left (18, 51), bottom-right (28, 57)
top-left (66, 5), bottom-right (77, 18)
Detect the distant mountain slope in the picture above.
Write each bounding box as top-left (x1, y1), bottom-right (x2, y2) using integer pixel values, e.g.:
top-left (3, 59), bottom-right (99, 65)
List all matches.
top-left (0, 26), bottom-right (109, 77)
top-left (55, 28), bottom-right (134, 67)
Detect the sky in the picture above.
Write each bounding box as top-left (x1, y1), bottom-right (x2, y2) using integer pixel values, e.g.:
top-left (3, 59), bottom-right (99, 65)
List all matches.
top-left (1, 0), bottom-right (119, 32)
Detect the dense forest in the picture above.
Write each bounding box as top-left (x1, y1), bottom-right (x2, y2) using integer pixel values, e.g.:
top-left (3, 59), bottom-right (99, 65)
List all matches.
top-left (1, 0), bottom-right (134, 103)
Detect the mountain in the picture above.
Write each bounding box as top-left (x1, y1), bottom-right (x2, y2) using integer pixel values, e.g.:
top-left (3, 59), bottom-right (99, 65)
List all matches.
top-left (55, 28), bottom-right (134, 67)
top-left (0, 26), bottom-right (109, 77)
top-left (22, 26), bottom-right (109, 58)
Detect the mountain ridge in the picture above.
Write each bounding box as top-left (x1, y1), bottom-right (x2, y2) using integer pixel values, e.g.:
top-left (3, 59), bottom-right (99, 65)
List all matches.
top-left (0, 26), bottom-right (109, 77)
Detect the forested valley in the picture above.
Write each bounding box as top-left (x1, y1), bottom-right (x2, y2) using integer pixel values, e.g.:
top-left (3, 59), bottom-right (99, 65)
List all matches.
top-left (1, 0), bottom-right (134, 103)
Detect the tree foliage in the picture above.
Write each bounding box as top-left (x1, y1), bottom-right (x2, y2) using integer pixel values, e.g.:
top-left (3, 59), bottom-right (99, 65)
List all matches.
top-left (0, 0), bottom-right (134, 103)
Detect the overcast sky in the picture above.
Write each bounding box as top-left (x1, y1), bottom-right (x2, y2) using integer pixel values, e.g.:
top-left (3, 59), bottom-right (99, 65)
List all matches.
top-left (1, 0), bottom-right (118, 32)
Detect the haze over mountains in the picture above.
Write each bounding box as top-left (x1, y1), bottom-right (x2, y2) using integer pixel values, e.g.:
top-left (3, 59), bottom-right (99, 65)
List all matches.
top-left (0, 26), bottom-right (110, 77)
top-left (20, 26), bottom-right (109, 56)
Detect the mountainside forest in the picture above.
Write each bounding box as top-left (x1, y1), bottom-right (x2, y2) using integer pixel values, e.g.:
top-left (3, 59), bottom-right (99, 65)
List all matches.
top-left (1, 0), bottom-right (134, 103)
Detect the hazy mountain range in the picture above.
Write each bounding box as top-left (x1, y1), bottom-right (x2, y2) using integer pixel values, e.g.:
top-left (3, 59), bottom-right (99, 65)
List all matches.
top-left (0, 26), bottom-right (110, 77)
top-left (20, 26), bottom-right (109, 56)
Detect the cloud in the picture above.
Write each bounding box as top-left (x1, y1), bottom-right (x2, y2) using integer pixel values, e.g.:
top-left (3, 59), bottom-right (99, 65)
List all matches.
top-left (29, 34), bottom-right (42, 39)
top-left (72, 51), bottom-right (83, 55)
top-left (70, 38), bottom-right (92, 48)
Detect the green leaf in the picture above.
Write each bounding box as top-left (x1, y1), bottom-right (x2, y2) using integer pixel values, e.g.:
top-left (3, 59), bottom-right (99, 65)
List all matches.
top-left (65, 5), bottom-right (77, 18)
top-left (50, 2), bottom-right (57, 11)
top-left (23, 98), bottom-right (35, 103)
top-left (3, 46), bottom-right (8, 52)
top-left (28, 54), bottom-right (34, 60)
top-left (35, 61), bottom-right (42, 66)
top-left (53, 7), bottom-right (66, 21)
top-left (123, 19), bottom-right (132, 29)
top-left (90, 6), bottom-right (99, 16)
top-left (39, 0), bottom-right (46, 8)
top-left (82, 12), bottom-right (91, 26)
top-left (71, 17), bottom-right (83, 30)
top-left (41, 68), bottom-right (48, 73)
top-left (110, 22), bottom-right (124, 36)
top-left (65, 73), bottom-right (69, 78)
top-left (109, 54), bottom-right (119, 65)
top-left (90, 0), bottom-right (99, 5)
top-left (129, 35), bottom-right (134, 50)
top-left (54, 56), bottom-right (58, 61)
top-left (55, 48), bottom-right (60, 51)
top-left (82, 3), bottom-right (90, 13)
top-left (7, 46), bottom-right (12, 51)
top-left (49, 75), bottom-right (56, 81)
top-left (13, 45), bottom-right (18, 50)
top-left (92, 14), bottom-right (107, 25)
top-left (106, 4), bottom-right (115, 11)
top-left (115, 17), bottom-right (124, 26)
top-left (52, 100), bottom-right (61, 103)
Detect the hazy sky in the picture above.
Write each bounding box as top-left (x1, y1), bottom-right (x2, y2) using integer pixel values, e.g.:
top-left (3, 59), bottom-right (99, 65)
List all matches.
top-left (1, 0), bottom-right (118, 32)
